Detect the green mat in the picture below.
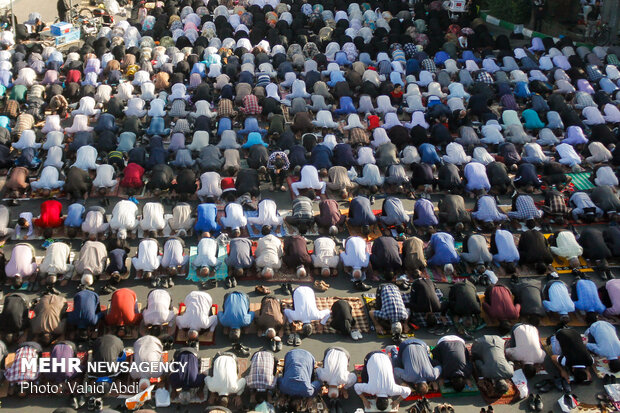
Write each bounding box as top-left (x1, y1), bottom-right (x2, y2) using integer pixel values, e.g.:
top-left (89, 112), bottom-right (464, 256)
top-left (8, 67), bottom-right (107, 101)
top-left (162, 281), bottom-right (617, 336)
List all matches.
top-left (567, 172), bottom-right (595, 190)
top-left (186, 244), bottom-right (228, 282)
top-left (440, 381), bottom-right (480, 397)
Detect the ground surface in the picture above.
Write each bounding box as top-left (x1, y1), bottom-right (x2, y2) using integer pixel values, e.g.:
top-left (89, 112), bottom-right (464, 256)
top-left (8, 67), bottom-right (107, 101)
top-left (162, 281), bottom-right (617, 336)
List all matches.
top-left (0, 2), bottom-right (612, 413)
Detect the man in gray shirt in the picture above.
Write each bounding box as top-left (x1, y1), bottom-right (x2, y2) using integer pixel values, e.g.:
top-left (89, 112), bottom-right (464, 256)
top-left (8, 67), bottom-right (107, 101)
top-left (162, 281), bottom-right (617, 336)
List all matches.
top-left (284, 196), bottom-right (315, 232)
top-left (226, 238), bottom-right (254, 278)
top-left (380, 196), bottom-right (410, 228)
top-left (471, 335), bottom-right (514, 394)
top-left (386, 338), bottom-right (440, 394)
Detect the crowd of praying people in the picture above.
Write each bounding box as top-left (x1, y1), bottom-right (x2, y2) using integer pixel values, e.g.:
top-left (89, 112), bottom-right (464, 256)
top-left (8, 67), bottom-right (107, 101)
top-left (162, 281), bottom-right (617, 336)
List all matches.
top-left (1, 0), bottom-right (620, 410)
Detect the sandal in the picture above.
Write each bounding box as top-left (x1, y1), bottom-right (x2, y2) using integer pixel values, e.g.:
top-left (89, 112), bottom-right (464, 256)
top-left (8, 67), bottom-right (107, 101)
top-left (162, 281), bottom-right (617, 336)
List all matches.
top-left (313, 280), bottom-right (328, 292)
top-left (293, 333), bottom-right (302, 346)
top-left (320, 280), bottom-right (330, 290)
top-left (255, 285), bottom-right (271, 295)
top-left (286, 334), bottom-right (296, 346)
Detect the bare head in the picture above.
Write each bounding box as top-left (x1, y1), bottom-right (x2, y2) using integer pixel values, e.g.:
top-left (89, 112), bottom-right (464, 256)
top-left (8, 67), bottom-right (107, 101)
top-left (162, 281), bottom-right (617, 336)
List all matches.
top-left (352, 268), bottom-right (362, 279)
top-left (188, 329), bottom-right (199, 341)
top-left (296, 266), bottom-right (307, 278)
top-left (262, 267), bottom-right (274, 279)
top-left (321, 267), bottom-right (330, 277)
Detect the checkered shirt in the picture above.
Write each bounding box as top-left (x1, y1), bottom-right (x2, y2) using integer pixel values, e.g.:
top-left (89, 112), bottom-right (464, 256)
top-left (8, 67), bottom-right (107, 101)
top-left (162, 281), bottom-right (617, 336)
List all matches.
top-left (585, 65), bottom-right (604, 82)
top-left (421, 58), bottom-right (437, 74)
top-left (476, 70), bottom-right (494, 84)
top-left (375, 283), bottom-right (409, 323)
top-left (4, 345), bottom-right (40, 383)
top-left (217, 99), bottom-right (237, 118)
top-left (513, 195), bottom-right (542, 220)
top-left (239, 95), bottom-right (262, 115)
top-left (246, 351), bottom-right (276, 390)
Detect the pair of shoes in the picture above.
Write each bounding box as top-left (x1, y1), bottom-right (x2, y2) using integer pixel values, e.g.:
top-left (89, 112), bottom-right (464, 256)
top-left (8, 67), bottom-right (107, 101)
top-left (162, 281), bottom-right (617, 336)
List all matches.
top-left (270, 337), bottom-right (282, 352)
top-left (604, 269), bottom-right (615, 280)
top-left (280, 283), bottom-right (293, 295)
top-left (313, 280), bottom-right (329, 292)
top-left (255, 285), bottom-right (271, 295)
top-left (527, 394), bottom-right (543, 411)
top-left (391, 333), bottom-right (405, 344)
top-left (233, 343), bottom-right (250, 357)
top-left (354, 280), bottom-right (371, 291)
top-left (225, 276), bottom-right (237, 288)
top-left (150, 277), bottom-right (159, 288)
top-left (603, 374), bottom-right (617, 385)
top-left (350, 329), bottom-right (363, 340)
top-left (201, 279), bottom-right (217, 289)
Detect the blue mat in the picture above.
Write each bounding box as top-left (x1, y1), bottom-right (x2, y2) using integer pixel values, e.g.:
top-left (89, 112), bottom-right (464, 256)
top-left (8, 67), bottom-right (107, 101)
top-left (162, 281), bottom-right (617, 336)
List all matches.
top-left (244, 210), bottom-right (287, 238)
top-left (186, 244), bottom-right (228, 282)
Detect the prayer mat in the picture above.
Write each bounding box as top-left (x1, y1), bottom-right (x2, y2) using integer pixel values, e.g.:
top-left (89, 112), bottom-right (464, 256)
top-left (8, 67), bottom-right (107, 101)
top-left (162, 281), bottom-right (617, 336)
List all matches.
top-left (117, 184), bottom-right (149, 199)
top-left (174, 303), bottom-right (217, 345)
top-left (439, 380), bottom-right (480, 397)
top-left (567, 172), bottom-right (595, 190)
top-left (281, 296), bottom-right (370, 335)
top-left (88, 183), bottom-right (120, 198)
top-left (186, 244), bottom-right (228, 283)
top-left (282, 210), bottom-right (320, 236)
top-left (244, 209), bottom-right (287, 237)
top-left (352, 363), bottom-right (442, 401)
top-left (345, 222), bottom-right (383, 241)
top-left (221, 302), bottom-right (277, 337)
top-left (477, 377), bottom-right (519, 405)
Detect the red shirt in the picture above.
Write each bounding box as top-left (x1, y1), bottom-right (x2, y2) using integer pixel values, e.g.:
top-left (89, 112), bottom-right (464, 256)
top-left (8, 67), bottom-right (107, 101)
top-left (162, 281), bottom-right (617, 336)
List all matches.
top-left (221, 177), bottom-right (235, 192)
top-left (120, 163), bottom-right (145, 188)
top-left (367, 115), bottom-right (381, 130)
top-left (34, 199), bottom-right (64, 228)
top-left (483, 285), bottom-right (520, 321)
top-left (66, 69), bottom-right (81, 84)
top-left (105, 288), bottom-right (141, 326)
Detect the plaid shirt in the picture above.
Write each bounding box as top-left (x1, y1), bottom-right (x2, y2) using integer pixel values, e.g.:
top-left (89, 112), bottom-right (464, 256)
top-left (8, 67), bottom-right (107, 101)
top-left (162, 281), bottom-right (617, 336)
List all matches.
top-left (511, 195), bottom-right (542, 220)
top-left (5, 345), bottom-right (40, 383)
top-left (585, 65), bottom-right (604, 82)
top-left (239, 95), bottom-right (262, 115)
top-left (267, 151), bottom-right (290, 170)
top-left (246, 351), bottom-right (276, 390)
top-left (476, 70), bottom-right (494, 84)
top-left (421, 58), bottom-right (437, 74)
top-left (375, 283), bottom-right (409, 323)
top-left (217, 99), bottom-right (237, 118)
top-left (545, 191), bottom-right (568, 214)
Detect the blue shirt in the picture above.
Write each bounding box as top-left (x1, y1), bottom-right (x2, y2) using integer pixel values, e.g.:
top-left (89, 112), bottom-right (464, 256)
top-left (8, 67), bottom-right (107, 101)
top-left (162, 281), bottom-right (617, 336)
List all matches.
top-left (277, 349), bottom-right (320, 397)
top-left (413, 199), bottom-right (438, 226)
top-left (428, 232), bottom-right (460, 266)
top-left (419, 143), bottom-right (441, 165)
top-left (65, 203), bottom-right (86, 228)
top-left (218, 292), bottom-right (254, 329)
top-left (310, 145), bottom-right (332, 170)
top-left (586, 321), bottom-right (620, 360)
top-left (195, 203), bottom-right (220, 233)
top-left (242, 132), bottom-right (267, 149)
top-left (68, 289), bottom-right (103, 329)
top-left (574, 279), bottom-right (607, 313)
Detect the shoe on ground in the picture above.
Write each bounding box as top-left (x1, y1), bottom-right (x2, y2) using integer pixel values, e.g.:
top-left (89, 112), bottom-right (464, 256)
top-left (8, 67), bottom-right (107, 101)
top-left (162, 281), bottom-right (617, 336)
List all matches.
top-left (534, 394), bottom-right (543, 411)
top-left (270, 338), bottom-right (277, 352)
top-left (276, 338), bottom-right (282, 352)
top-left (354, 280), bottom-right (371, 291)
top-left (167, 277), bottom-right (174, 288)
top-left (293, 333), bottom-right (302, 346)
top-left (234, 345), bottom-right (250, 358)
top-left (527, 394), bottom-right (536, 411)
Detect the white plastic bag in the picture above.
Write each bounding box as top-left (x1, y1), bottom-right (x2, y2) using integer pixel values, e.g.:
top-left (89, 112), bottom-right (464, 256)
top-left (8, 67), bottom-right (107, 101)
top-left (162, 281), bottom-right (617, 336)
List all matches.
top-left (512, 369), bottom-right (529, 399)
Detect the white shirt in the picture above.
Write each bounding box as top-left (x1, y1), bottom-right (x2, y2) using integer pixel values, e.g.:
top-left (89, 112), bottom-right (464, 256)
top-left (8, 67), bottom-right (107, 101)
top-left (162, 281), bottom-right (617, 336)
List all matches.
top-left (298, 165), bottom-right (322, 187)
top-left (340, 236), bottom-right (369, 269)
top-left (550, 231), bottom-right (583, 259)
top-left (205, 355), bottom-right (245, 395)
top-left (316, 348), bottom-right (356, 387)
top-left (39, 242), bottom-right (71, 275)
top-left (284, 286), bottom-right (331, 324)
top-left (313, 237), bottom-right (338, 267)
top-left (176, 291), bottom-right (218, 331)
top-left (193, 237), bottom-right (219, 268)
top-left (220, 203), bottom-right (247, 230)
top-left (92, 164), bottom-right (117, 188)
top-left (248, 199), bottom-right (282, 227)
top-left (556, 143), bottom-right (581, 165)
top-left (72, 145), bottom-right (98, 170)
top-left (15, 212), bottom-right (34, 238)
top-left (81, 210), bottom-right (107, 234)
top-left (357, 147), bottom-right (376, 165)
top-left (354, 352), bottom-right (412, 398)
top-left (197, 172), bottom-right (222, 198)
top-left (110, 200), bottom-right (138, 231)
top-left (140, 202), bottom-right (166, 231)
top-left (505, 324), bottom-right (546, 365)
top-left (133, 239), bottom-right (161, 272)
top-left (161, 238), bottom-right (185, 268)
top-left (143, 289), bottom-right (175, 326)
